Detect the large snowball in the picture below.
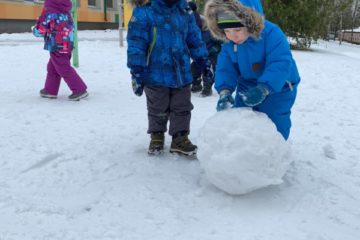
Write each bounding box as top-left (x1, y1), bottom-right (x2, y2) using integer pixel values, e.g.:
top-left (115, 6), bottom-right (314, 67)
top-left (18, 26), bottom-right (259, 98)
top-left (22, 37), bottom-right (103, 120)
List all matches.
top-left (197, 108), bottom-right (291, 195)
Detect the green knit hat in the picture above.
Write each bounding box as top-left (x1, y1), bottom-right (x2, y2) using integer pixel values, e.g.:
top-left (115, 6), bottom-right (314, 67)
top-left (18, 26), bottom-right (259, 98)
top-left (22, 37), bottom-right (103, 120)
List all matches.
top-left (217, 11), bottom-right (244, 29)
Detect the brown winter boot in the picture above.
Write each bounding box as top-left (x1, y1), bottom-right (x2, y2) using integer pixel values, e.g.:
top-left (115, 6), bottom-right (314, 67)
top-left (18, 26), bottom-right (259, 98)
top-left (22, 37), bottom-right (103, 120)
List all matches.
top-left (148, 132), bottom-right (165, 155)
top-left (170, 132), bottom-right (197, 156)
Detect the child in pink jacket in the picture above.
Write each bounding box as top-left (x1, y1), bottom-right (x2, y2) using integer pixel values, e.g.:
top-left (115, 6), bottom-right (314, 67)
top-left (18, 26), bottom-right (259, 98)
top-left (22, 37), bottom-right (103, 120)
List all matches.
top-left (33, 0), bottom-right (88, 101)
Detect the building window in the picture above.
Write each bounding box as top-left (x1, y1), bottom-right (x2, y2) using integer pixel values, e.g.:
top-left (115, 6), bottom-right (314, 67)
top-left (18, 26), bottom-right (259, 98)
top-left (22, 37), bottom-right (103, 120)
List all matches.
top-left (88, 0), bottom-right (96, 7)
top-left (106, 0), bottom-right (114, 8)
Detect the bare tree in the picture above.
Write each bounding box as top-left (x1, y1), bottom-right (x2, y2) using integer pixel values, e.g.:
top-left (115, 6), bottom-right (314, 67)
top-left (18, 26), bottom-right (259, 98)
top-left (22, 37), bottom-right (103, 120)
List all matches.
top-left (350, 0), bottom-right (360, 42)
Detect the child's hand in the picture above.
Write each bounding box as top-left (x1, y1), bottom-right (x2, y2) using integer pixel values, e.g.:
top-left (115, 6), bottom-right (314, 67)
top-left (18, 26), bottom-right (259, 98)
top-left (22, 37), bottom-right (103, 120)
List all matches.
top-left (130, 66), bottom-right (146, 97)
top-left (202, 62), bottom-right (214, 83)
top-left (31, 26), bottom-right (44, 37)
top-left (240, 84), bottom-right (270, 107)
top-left (216, 90), bottom-right (234, 111)
top-left (131, 77), bottom-right (144, 97)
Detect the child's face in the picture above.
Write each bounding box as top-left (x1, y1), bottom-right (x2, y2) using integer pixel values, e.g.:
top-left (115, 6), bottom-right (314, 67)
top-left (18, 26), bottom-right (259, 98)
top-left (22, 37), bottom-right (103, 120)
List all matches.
top-left (224, 27), bottom-right (249, 44)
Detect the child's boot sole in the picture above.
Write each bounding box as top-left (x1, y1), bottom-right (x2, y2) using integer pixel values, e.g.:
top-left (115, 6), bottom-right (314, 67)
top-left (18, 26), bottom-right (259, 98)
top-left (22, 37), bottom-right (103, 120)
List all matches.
top-left (40, 94), bottom-right (57, 99)
top-left (148, 148), bottom-right (164, 155)
top-left (170, 150), bottom-right (198, 160)
top-left (169, 148), bottom-right (197, 156)
top-left (69, 92), bottom-right (89, 101)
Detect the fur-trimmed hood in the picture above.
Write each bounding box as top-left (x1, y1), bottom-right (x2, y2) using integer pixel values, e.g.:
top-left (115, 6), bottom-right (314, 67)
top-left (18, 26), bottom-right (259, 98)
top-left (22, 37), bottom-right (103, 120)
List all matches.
top-left (204, 0), bottom-right (264, 42)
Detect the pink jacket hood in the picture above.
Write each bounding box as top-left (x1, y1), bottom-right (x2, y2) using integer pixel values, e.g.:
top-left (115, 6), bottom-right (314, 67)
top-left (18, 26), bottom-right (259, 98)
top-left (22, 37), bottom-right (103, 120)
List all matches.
top-left (45, 0), bottom-right (72, 13)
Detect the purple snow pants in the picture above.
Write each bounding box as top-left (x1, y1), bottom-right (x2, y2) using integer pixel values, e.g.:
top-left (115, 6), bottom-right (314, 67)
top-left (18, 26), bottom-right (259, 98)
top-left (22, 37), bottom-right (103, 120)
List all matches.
top-left (44, 52), bottom-right (87, 95)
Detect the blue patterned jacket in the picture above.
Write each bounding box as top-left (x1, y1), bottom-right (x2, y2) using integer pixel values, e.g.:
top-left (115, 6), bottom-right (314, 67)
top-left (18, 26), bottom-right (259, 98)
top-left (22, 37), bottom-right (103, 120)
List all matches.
top-left (127, 0), bottom-right (208, 88)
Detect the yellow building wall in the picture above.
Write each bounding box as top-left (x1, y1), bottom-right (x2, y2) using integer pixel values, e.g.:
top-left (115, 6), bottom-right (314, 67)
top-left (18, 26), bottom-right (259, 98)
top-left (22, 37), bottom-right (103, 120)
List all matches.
top-left (0, 2), bottom-right (43, 20)
top-left (0, 0), bottom-right (112, 23)
top-left (77, 0), bottom-right (110, 22)
top-left (124, 0), bottom-right (132, 29)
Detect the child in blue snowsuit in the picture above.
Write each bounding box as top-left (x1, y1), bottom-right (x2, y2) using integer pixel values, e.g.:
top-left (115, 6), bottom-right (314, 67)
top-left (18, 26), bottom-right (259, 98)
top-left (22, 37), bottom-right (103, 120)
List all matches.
top-left (205, 0), bottom-right (300, 140)
top-left (127, 0), bottom-right (213, 155)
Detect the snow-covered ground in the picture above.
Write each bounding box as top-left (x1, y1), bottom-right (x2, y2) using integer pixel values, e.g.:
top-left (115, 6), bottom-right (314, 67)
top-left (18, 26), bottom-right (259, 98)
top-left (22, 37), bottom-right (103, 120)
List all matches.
top-left (0, 30), bottom-right (360, 240)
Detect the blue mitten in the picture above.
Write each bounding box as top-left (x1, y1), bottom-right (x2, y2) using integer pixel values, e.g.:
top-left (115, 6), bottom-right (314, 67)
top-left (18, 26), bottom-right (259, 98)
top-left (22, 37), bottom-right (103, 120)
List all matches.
top-left (240, 84), bottom-right (270, 107)
top-left (216, 90), bottom-right (234, 111)
top-left (131, 77), bottom-right (143, 96)
top-left (31, 26), bottom-right (43, 37)
top-left (197, 58), bottom-right (214, 83)
top-left (130, 66), bottom-right (146, 97)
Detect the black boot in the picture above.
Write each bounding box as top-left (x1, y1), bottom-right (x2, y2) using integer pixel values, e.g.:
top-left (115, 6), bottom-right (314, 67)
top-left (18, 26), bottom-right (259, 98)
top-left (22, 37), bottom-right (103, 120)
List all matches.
top-left (68, 91), bottom-right (89, 101)
top-left (148, 132), bottom-right (165, 155)
top-left (39, 89), bottom-right (57, 99)
top-left (200, 81), bottom-right (213, 97)
top-left (170, 131), bottom-right (197, 156)
top-left (191, 77), bottom-right (203, 93)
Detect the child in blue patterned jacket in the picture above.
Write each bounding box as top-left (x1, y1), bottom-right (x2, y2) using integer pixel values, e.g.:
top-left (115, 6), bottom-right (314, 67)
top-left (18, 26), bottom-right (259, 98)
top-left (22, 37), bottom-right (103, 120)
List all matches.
top-left (127, 0), bottom-right (214, 156)
top-left (188, 1), bottom-right (222, 97)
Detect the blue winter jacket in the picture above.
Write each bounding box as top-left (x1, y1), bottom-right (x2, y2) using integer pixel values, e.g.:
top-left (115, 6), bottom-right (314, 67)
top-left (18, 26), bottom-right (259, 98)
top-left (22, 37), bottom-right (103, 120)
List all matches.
top-left (127, 0), bottom-right (208, 88)
top-left (215, 20), bottom-right (300, 94)
top-left (239, 0), bottom-right (264, 15)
